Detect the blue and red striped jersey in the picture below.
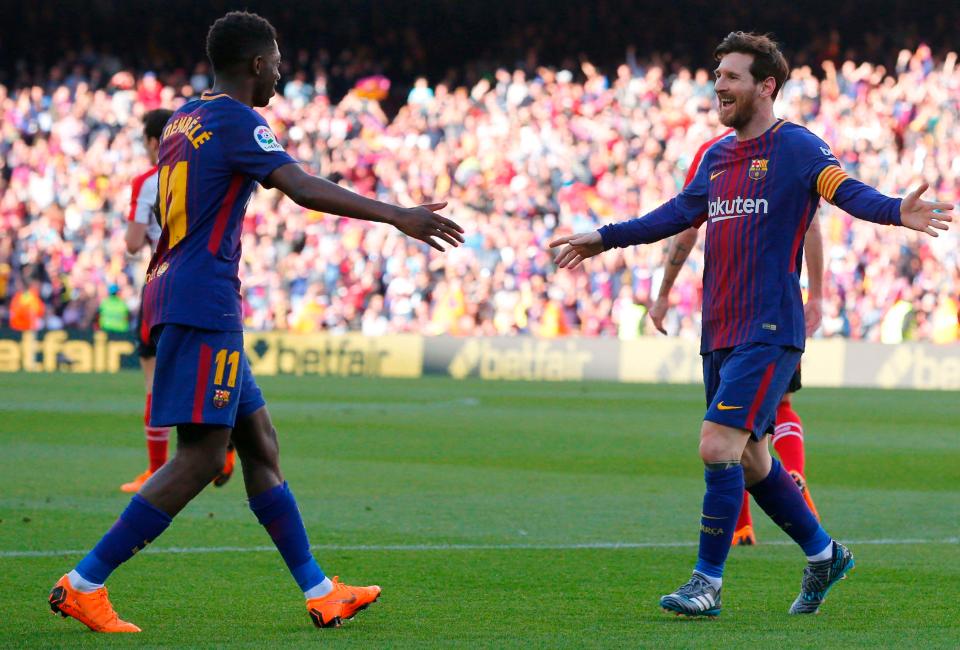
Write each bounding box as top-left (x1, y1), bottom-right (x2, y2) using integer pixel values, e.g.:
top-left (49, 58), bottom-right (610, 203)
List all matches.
top-left (600, 119), bottom-right (901, 353)
top-left (143, 92), bottom-right (295, 332)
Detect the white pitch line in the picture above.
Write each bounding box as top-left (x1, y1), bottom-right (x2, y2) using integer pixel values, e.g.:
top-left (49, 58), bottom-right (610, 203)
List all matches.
top-left (1, 537), bottom-right (956, 559)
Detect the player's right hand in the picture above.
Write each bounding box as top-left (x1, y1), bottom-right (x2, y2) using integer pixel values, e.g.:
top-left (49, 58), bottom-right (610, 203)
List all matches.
top-left (649, 296), bottom-right (669, 335)
top-left (803, 297), bottom-right (823, 337)
top-left (550, 231), bottom-right (605, 269)
top-left (393, 202), bottom-right (464, 251)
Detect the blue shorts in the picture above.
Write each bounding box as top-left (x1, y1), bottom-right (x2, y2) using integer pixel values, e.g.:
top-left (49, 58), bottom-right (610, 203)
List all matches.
top-left (702, 343), bottom-right (802, 440)
top-left (150, 324), bottom-right (265, 428)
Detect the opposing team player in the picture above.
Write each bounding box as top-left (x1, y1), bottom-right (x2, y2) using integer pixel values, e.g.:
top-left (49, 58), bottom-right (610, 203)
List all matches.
top-left (649, 131), bottom-right (823, 545)
top-left (551, 32), bottom-right (952, 616)
top-left (49, 11), bottom-right (463, 633)
top-left (121, 108), bottom-right (236, 493)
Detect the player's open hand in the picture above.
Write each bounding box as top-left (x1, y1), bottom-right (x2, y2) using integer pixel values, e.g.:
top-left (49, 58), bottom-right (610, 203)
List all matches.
top-left (649, 295), bottom-right (669, 335)
top-left (550, 231), bottom-right (604, 269)
top-left (393, 202), bottom-right (465, 251)
top-left (900, 183), bottom-right (954, 237)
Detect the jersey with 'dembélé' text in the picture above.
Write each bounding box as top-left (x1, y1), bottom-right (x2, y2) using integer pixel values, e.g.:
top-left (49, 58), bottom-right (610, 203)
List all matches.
top-left (142, 92), bottom-right (295, 333)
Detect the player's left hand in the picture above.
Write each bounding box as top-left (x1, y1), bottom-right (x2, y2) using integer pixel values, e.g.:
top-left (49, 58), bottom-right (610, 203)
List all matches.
top-left (804, 297), bottom-right (822, 337)
top-left (550, 231), bottom-right (605, 269)
top-left (900, 183), bottom-right (954, 237)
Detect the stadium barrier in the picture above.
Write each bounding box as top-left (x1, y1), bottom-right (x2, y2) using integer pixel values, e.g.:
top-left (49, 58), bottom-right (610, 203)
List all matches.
top-left (422, 336), bottom-right (620, 382)
top-left (243, 332), bottom-right (423, 378)
top-left (1, 329), bottom-right (958, 390)
top-left (0, 329), bottom-right (137, 373)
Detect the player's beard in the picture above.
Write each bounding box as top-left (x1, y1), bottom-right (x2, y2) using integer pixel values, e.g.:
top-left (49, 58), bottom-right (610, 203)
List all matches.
top-left (719, 93), bottom-right (757, 131)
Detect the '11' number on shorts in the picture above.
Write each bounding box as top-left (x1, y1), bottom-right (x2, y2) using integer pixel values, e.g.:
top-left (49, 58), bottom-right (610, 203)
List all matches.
top-left (214, 349), bottom-right (239, 388)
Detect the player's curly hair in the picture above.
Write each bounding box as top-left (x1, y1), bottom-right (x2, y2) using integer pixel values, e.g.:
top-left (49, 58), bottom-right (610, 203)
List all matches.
top-left (714, 31), bottom-right (789, 99)
top-left (206, 11), bottom-right (277, 72)
top-left (143, 108), bottom-right (173, 141)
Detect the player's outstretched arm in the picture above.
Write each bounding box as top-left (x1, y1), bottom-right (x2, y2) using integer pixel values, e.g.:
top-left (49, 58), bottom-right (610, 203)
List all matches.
top-left (552, 191), bottom-right (705, 270)
top-left (650, 227), bottom-right (699, 334)
top-left (818, 163), bottom-right (954, 235)
top-left (266, 163), bottom-right (464, 251)
top-left (898, 183), bottom-right (954, 237)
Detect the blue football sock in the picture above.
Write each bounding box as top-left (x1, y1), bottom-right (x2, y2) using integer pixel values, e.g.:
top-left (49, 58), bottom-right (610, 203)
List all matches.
top-left (747, 458), bottom-right (832, 557)
top-left (249, 482), bottom-right (326, 592)
top-left (694, 464), bottom-right (744, 579)
top-left (74, 494), bottom-right (172, 584)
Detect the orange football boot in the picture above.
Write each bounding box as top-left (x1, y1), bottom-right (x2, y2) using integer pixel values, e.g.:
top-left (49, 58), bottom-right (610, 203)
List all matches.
top-left (306, 577), bottom-right (381, 628)
top-left (120, 469), bottom-right (153, 493)
top-left (789, 470), bottom-right (820, 521)
top-left (732, 525), bottom-right (757, 546)
top-left (213, 447), bottom-right (236, 487)
top-left (48, 574), bottom-right (140, 633)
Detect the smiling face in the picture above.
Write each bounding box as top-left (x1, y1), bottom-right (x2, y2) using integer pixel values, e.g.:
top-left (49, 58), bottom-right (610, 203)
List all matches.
top-left (714, 51), bottom-right (773, 130)
top-left (252, 40), bottom-right (281, 107)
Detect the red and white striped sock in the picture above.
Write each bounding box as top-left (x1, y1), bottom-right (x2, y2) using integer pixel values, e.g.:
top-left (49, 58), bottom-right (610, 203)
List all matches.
top-left (144, 393), bottom-right (170, 473)
top-left (772, 401), bottom-right (805, 477)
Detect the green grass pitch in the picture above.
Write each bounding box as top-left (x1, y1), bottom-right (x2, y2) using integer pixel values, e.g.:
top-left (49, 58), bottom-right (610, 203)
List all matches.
top-left (1, 372), bottom-right (958, 648)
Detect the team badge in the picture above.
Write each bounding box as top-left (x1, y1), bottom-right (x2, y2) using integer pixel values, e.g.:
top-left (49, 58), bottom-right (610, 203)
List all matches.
top-left (213, 389), bottom-right (231, 409)
top-left (748, 158), bottom-right (768, 180)
top-left (156, 261), bottom-right (169, 277)
top-left (253, 125), bottom-right (284, 152)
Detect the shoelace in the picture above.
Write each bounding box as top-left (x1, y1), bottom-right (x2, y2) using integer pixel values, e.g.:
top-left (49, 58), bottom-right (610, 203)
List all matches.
top-left (325, 577), bottom-right (353, 600)
top-left (800, 564), bottom-right (828, 597)
top-left (677, 574), bottom-right (711, 597)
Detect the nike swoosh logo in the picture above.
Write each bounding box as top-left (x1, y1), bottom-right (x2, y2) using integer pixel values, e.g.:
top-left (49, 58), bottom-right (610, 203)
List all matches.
top-left (327, 595), bottom-right (358, 605)
top-left (717, 402), bottom-right (743, 411)
top-left (710, 214), bottom-right (745, 223)
top-left (701, 513), bottom-right (725, 520)
top-left (710, 170), bottom-right (726, 181)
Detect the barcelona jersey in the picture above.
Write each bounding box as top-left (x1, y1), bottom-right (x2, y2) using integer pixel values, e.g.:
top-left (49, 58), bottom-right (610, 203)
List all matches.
top-left (142, 92), bottom-right (295, 332)
top-left (600, 119), bottom-right (901, 353)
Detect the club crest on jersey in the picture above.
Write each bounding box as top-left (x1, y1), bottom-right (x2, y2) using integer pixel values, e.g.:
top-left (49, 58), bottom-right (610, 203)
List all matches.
top-left (748, 158), bottom-right (768, 180)
top-left (253, 125), bottom-right (283, 152)
top-left (213, 389), bottom-right (231, 409)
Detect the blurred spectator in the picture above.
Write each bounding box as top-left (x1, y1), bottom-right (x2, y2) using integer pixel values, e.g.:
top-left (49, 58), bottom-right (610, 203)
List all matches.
top-left (407, 78), bottom-right (434, 107)
top-left (97, 284), bottom-right (129, 334)
top-left (9, 280), bottom-right (45, 331)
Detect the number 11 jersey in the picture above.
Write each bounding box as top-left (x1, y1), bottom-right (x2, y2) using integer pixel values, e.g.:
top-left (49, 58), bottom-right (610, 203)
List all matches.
top-left (143, 92), bottom-right (295, 333)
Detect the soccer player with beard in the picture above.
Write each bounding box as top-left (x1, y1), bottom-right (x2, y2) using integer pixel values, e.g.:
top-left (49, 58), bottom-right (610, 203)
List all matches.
top-left (48, 11), bottom-right (463, 633)
top-left (649, 132), bottom-right (824, 546)
top-left (551, 32), bottom-right (953, 616)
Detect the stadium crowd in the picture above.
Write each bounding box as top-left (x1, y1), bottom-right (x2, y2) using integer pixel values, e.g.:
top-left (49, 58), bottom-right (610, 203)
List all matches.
top-left (1, 43), bottom-right (958, 343)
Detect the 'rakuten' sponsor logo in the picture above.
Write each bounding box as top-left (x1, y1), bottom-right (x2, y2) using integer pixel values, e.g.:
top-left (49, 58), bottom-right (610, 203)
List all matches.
top-left (708, 196), bottom-right (769, 222)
